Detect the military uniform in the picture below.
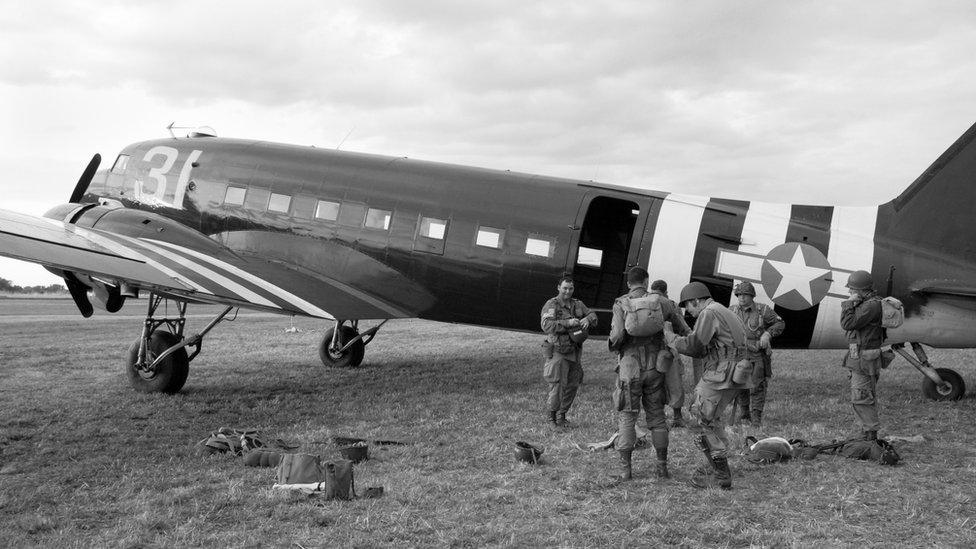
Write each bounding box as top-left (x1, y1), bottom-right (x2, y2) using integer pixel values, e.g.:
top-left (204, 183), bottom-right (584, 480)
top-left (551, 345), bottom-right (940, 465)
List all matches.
top-left (541, 296), bottom-right (598, 425)
top-left (667, 294), bottom-right (750, 489)
top-left (609, 286), bottom-right (689, 479)
top-left (651, 290), bottom-right (692, 425)
top-left (840, 290), bottom-right (884, 436)
top-left (729, 300), bottom-right (784, 424)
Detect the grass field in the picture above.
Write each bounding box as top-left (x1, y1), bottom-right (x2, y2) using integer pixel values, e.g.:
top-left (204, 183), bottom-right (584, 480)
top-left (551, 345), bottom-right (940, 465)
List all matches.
top-left (1, 298), bottom-right (974, 547)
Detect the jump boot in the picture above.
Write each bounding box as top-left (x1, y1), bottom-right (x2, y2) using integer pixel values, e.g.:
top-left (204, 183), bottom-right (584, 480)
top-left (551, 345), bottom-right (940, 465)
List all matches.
top-left (671, 408), bottom-right (686, 428)
top-left (690, 457), bottom-right (732, 490)
top-left (652, 429), bottom-right (670, 479)
top-left (863, 430), bottom-right (878, 441)
top-left (615, 450), bottom-right (633, 481)
top-left (691, 435), bottom-right (732, 490)
top-left (751, 410), bottom-right (763, 427)
top-left (548, 411), bottom-right (558, 428)
top-left (556, 411), bottom-right (569, 427)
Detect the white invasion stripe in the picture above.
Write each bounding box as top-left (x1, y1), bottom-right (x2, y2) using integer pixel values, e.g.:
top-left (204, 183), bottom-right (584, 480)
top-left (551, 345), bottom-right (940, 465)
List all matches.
top-left (645, 193), bottom-right (709, 296)
top-left (729, 201), bottom-right (792, 306)
top-left (145, 239), bottom-right (335, 319)
top-left (119, 236), bottom-right (281, 310)
top-left (810, 206), bottom-right (878, 348)
top-left (715, 250), bottom-right (763, 281)
top-left (55, 223), bottom-right (207, 293)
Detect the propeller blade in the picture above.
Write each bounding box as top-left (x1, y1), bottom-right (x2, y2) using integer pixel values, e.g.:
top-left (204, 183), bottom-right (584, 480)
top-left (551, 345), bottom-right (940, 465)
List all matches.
top-left (63, 273), bottom-right (94, 318)
top-left (69, 153), bottom-right (101, 203)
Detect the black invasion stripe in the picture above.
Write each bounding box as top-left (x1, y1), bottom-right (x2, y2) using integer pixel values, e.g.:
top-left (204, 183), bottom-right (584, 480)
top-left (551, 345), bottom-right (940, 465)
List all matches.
top-left (775, 205), bottom-right (834, 348)
top-left (633, 193), bottom-right (667, 272)
top-left (689, 198), bottom-right (749, 307)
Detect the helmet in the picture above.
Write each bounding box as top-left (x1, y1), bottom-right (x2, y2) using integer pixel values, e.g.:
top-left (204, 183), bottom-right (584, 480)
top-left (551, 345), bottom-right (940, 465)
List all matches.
top-left (569, 327), bottom-right (589, 345)
top-left (846, 270), bottom-right (873, 290)
top-left (515, 441), bottom-right (544, 464)
top-left (678, 281), bottom-right (711, 306)
top-left (733, 281), bottom-right (756, 297)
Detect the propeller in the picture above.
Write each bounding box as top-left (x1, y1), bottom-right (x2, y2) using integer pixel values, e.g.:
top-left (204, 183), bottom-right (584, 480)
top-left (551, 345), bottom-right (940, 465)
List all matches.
top-left (64, 153), bottom-right (102, 317)
top-left (69, 153), bottom-right (101, 203)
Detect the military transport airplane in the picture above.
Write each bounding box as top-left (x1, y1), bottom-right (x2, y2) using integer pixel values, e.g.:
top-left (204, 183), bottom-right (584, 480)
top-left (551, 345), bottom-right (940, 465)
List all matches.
top-left (0, 124), bottom-right (973, 400)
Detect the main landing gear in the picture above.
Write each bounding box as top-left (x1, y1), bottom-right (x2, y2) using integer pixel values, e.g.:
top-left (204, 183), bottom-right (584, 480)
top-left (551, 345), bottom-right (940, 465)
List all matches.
top-left (318, 319), bottom-right (387, 368)
top-left (890, 342), bottom-right (966, 401)
top-left (124, 294), bottom-right (234, 394)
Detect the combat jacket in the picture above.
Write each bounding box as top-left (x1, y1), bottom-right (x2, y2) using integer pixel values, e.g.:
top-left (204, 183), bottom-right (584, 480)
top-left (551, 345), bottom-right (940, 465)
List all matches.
top-left (667, 301), bottom-right (749, 390)
top-left (609, 287), bottom-right (689, 354)
top-left (841, 293), bottom-right (884, 350)
top-left (541, 296), bottom-right (598, 358)
top-left (729, 302), bottom-right (785, 359)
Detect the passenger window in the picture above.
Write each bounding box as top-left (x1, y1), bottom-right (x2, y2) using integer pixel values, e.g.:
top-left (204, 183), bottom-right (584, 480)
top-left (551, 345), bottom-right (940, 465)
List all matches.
top-left (525, 235), bottom-right (553, 257)
top-left (292, 195), bottom-right (316, 220)
top-left (268, 193), bottom-right (291, 213)
top-left (315, 200), bottom-right (340, 221)
top-left (365, 208), bottom-right (392, 230)
top-left (244, 188), bottom-right (271, 211)
top-left (224, 186), bottom-right (246, 206)
top-left (476, 226), bottom-right (504, 249)
top-left (111, 154), bottom-right (130, 174)
top-left (338, 203), bottom-right (367, 227)
top-left (577, 246), bottom-right (603, 267)
top-left (419, 217), bottom-right (447, 239)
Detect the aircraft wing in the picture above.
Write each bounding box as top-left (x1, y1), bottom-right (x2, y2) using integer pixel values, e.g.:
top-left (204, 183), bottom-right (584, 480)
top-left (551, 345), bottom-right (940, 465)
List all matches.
top-left (0, 208), bottom-right (423, 320)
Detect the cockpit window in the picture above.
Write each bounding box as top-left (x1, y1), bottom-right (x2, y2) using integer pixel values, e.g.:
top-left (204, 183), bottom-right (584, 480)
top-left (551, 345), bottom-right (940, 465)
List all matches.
top-left (111, 154), bottom-right (130, 174)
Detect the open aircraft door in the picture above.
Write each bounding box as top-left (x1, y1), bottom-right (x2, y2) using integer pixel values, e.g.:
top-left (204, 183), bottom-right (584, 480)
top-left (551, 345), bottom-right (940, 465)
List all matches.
top-left (567, 189), bottom-right (655, 335)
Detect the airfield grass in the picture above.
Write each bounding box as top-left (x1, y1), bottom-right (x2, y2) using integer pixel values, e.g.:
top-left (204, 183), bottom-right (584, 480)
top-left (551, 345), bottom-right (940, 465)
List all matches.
top-left (0, 299), bottom-right (974, 547)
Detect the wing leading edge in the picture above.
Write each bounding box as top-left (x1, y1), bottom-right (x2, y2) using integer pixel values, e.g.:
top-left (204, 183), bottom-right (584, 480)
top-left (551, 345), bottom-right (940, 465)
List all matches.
top-left (0, 208), bottom-right (412, 320)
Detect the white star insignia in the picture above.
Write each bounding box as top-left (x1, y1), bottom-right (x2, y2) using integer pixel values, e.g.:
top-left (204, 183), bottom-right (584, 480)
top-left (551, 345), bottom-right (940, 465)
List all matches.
top-left (765, 246), bottom-right (831, 306)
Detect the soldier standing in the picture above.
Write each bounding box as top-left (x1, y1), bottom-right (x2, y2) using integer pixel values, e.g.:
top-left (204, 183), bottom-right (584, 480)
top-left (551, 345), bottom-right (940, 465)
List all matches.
top-left (609, 267), bottom-right (689, 481)
top-left (841, 270), bottom-right (884, 441)
top-left (665, 281), bottom-right (751, 490)
top-left (540, 275), bottom-right (598, 428)
top-left (649, 279), bottom-right (692, 428)
top-left (729, 281), bottom-right (785, 426)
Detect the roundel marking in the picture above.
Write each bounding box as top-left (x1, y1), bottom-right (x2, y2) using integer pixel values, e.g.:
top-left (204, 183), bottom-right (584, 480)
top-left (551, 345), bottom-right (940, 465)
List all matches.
top-left (760, 242), bottom-right (833, 310)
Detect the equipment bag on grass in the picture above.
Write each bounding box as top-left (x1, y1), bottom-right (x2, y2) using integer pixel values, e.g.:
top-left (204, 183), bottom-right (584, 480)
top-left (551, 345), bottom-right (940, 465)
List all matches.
top-left (275, 454), bottom-right (356, 499)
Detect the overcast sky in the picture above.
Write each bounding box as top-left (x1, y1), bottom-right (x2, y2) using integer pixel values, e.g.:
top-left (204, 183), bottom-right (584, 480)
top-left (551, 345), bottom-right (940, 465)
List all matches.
top-left (2, 1), bottom-right (976, 285)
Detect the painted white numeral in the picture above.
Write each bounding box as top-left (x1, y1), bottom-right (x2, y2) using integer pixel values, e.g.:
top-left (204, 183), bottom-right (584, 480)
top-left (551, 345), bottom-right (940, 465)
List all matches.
top-left (134, 147), bottom-right (202, 209)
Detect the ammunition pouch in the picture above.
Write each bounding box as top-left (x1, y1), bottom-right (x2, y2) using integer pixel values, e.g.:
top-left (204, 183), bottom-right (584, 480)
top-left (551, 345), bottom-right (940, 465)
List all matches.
top-left (860, 348), bottom-right (882, 361)
top-left (701, 359), bottom-right (735, 384)
top-left (731, 359), bottom-right (754, 385)
top-left (541, 339), bottom-right (554, 360)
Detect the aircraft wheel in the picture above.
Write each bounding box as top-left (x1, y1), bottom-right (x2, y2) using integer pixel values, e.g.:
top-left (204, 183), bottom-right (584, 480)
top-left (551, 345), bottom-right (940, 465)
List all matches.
top-left (319, 326), bottom-right (365, 368)
top-left (124, 331), bottom-right (189, 394)
top-left (922, 368), bottom-right (966, 401)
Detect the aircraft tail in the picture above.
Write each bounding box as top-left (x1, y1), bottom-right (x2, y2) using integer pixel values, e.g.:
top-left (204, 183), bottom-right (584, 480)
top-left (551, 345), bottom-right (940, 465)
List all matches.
top-left (879, 121), bottom-right (976, 264)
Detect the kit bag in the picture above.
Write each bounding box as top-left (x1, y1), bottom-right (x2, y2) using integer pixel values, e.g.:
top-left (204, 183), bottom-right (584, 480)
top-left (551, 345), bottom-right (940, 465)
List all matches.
top-left (275, 454), bottom-right (355, 499)
top-left (839, 439), bottom-right (900, 466)
top-left (881, 297), bottom-right (904, 329)
top-left (622, 294), bottom-right (665, 337)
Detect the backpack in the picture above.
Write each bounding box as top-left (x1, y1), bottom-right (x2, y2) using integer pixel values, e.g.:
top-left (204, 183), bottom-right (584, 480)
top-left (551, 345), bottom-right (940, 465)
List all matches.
top-left (881, 297), bottom-right (904, 329)
top-left (622, 294), bottom-right (665, 337)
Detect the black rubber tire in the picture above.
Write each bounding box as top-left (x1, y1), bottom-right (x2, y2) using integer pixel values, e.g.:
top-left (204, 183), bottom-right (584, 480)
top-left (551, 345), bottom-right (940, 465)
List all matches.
top-left (125, 331), bottom-right (190, 394)
top-left (921, 368), bottom-right (966, 401)
top-left (318, 326), bottom-right (365, 368)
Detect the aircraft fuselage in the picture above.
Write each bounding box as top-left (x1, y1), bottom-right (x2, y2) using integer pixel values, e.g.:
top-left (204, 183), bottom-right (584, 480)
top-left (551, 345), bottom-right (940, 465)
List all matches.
top-left (83, 135), bottom-right (976, 350)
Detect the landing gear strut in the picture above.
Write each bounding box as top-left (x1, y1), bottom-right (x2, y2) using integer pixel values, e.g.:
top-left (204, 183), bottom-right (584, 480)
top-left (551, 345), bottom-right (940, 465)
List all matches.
top-left (318, 319), bottom-right (387, 368)
top-left (890, 342), bottom-right (966, 401)
top-left (124, 294), bottom-right (234, 394)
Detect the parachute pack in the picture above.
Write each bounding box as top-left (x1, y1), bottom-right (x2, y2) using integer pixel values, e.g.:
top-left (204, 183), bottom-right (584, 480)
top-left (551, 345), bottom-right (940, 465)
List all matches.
top-left (622, 294), bottom-right (665, 337)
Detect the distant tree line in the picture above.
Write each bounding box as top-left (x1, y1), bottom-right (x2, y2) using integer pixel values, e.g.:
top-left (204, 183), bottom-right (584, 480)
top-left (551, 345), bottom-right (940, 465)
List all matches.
top-left (0, 277), bottom-right (67, 294)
